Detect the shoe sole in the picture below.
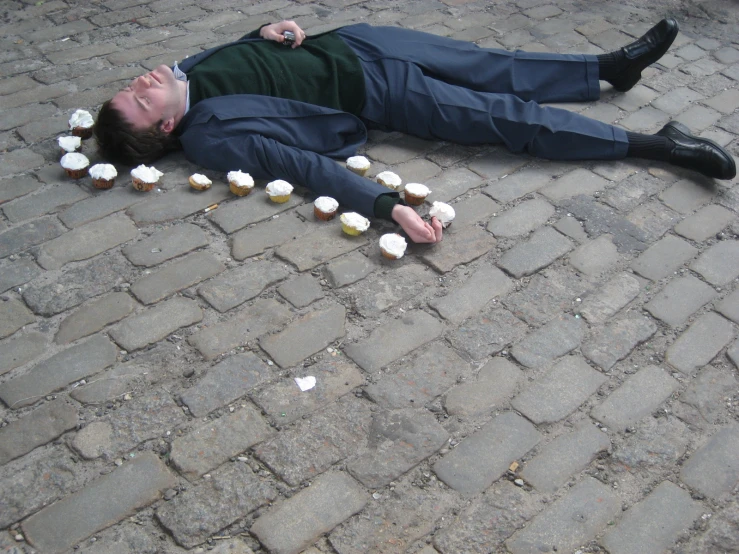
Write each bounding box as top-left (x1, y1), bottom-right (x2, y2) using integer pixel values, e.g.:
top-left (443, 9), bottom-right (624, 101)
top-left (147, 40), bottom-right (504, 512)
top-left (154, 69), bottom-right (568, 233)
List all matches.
top-left (663, 121), bottom-right (737, 180)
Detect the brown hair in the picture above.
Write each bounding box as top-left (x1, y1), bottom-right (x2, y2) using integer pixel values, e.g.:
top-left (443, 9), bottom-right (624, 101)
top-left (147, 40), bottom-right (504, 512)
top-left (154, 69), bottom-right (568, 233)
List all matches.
top-left (93, 99), bottom-right (181, 166)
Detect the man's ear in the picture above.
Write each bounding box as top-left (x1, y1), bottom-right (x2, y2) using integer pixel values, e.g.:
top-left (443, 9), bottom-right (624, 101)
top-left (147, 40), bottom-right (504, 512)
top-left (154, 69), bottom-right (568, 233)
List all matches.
top-left (160, 117), bottom-right (175, 134)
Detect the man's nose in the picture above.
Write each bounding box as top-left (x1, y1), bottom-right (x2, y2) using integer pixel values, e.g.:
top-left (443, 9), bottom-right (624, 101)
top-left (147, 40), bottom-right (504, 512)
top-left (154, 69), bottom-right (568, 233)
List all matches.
top-left (133, 75), bottom-right (150, 91)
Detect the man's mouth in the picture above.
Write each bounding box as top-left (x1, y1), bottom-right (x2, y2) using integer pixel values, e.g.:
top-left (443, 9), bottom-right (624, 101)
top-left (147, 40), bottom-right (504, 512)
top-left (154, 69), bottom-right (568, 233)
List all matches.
top-left (150, 71), bottom-right (161, 84)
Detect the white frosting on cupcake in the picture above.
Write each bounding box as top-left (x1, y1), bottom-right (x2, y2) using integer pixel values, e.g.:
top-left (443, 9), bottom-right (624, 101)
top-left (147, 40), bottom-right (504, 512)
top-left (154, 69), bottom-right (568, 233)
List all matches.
top-left (340, 212), bottom-right (370, 231)
top-left (429, 201), bottom-right (455, 227)
top-left (68, 109), bottom-right (93, 128)
top-left (60, 152), bottom-right (89, 170)
top-left (58, 135), bottom-right (81, 152)
top-left (404, 183), bottom-right (430, 197)
top-left (314, 196), bottom-right (338, 212)
top-left (346, 155), bottom-right (370, 169)
top-left (376, 171), bottom-right (402, 191)
top-left (379, 233), bottom-right (407, 258)
top-left (190, 173), bottom-right (211, 186)
top-left (130, 164), bottom-right (163, 183)
top-left (266, 179), bottom-right (293, 196)
top-left (89, 163), bottom-right (117, 180)
top-left (227, 170), bottom-right (253, 187)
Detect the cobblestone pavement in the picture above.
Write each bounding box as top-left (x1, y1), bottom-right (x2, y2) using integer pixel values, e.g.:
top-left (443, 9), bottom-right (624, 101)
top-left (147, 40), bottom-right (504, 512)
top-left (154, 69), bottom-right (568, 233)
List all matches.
top-left (1, 0), bottom-right (738, 552)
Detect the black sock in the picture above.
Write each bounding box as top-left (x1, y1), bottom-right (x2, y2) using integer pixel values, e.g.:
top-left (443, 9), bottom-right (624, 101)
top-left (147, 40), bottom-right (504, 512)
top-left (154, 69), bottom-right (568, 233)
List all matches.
top-left (626, 131), bottom-right (674, 161)
top-left (597, 51), bottom-right (626, 81)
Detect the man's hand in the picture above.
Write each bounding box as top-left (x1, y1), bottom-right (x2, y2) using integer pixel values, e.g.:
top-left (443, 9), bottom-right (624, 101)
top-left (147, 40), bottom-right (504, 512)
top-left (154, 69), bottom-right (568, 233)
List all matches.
top-left (392, 204), bottom-right (443, 243)
top-left (259, 21), bottom-right (306, 48)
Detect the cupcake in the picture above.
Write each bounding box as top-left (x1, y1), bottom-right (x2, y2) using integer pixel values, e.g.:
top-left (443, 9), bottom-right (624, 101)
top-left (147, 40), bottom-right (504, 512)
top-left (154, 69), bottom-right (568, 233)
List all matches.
top-left (60, 152), bottom-right (90, 179)
top-left (314, 196), bottom-right (339, 221)
top-left (403, 183), bottom-right (431, 206)
top-left (89, 163), bottom-right (117, 189)
top-left (130, 164), bottom-right (163, 192)
top-left (265, 179), bottom-right (293, 203)
top-left (68, 109), bottom-right (94, 139)
top-left (58, 135), bottom-right (81, 155)
top-left (227, 170), bottom-right (254, 196)
top-left (189, 173), bottom-right (212, 191)
top-left (340, 212), bottom-right (370, 236)
top-left (429, 201), bottom-right (455, 228)
top-left (379, 233), bottom-right (407, 260)
top-left (346, 155), bottom-right (370, 177)
top-left (376, 171), bottom-right (403, 191)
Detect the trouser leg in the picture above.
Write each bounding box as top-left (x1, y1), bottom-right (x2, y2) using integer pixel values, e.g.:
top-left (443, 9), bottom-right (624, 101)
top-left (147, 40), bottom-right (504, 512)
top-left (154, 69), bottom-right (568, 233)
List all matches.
top-left (336, 23), bottom-right (601, 103)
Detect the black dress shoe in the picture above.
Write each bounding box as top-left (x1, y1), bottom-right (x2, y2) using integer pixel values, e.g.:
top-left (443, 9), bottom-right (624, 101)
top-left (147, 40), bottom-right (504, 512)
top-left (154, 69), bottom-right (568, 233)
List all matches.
top-left (657, 121), bottom-right (736, 180)
top-left (609, 18), bottom-right (679, 92)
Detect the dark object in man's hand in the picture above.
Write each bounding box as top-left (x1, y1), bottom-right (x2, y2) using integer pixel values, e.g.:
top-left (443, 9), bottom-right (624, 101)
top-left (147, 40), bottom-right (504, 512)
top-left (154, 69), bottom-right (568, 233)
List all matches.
top-left (283, 31), bottom-right (295, 46)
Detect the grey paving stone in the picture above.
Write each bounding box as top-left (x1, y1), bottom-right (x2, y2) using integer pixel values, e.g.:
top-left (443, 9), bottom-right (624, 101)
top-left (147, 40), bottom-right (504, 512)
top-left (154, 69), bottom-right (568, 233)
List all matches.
top-left (37, 213), bottom-right (139, 270)
top-left (553, 215), bottom-right (588, 243)
top-left (579, 272), bottom-right (642, 324)
top-left (2, 183), bottom-right (88, 223)
top-left (210, 192), bottom-right (303, 234)
top-left (601, 170), bottom-right (665, 212)
top-left (261, 302), bottom-right (345, 368)
top-left (0, 334), bottom-right (117, 410)
top-left (676, 104), bottom-right (722, 132)
top-left (450, 193), bottom-right (501, 228)
top-left (540, 168), bottom-right (609, 201)
top-left (630, 235), bottom-right (699, 281)
top-left (674, 204), bottom-right (736, 242)
top-left (69, 357), bottom-right (156, 406)
top-left (482, 167), bottom-right (552, 203)
top-left (609, 84), bottom-right (659, 112)
top-left (619, 106), bottom-right (670, 131)
top-left (681, 365), bottom-right (739, 424)
top-left (690, 240), bottom-right (739, 286)
top-left (130, 251), bottom-right (225, 304)
top-left (498, 226), bottom-right (573, 278)
top-left (122, 223), bottom-right (208, 267)
top-left (591, 365), bottom-right (679, 430)
top-left (0, 175), bottom-right (41, 204)
top-left (170, 404), bottom-right (274, 480)
top-left (348, 408), bottom-right (449, 488)
top-left (665, 312), bottom-right (735, 374)
top-left (127, 185), bottom-right (231, 225)
top-left (659, 178), bottom-right (717, 214)
top-left (252, 356), bottom-right (364, 424)
top-left (625, 201), bottom-right (680, 243)
top-left (344, 310), bottom-right (443, 372)
top-left (651, 86), bottom-right (705, 114)
top-left (582, 316), bottom-right (657, 371)
top-left (277, 273), bottom-right (324, 308)
top-left (0, 330), bottom-right (46, 377)
top-left (0, 298), bottom-right (34, 340)
top-left (188, 298), bottom-right (291, 360)
top-left (325, 250), bottom-right (377, 288)
top-left (680, 425), bottom-right (739, 499)
top-left (109, 297), bottom-right (203, 352)
top-left (251, 471), bottom-right (368, 554)
top-left (487, 198), bottom-right (554, 238)
top-left (22, 252), bottom-right (134, 316)
top-left (231, 214), bottom-right (312, 260)
top-left (613, 416), bottom-right (690, 470)
top-left (0, 256), bottom-right (40, 294)
top-left (180, 352), bottom-right (272, 417)
top-left (430, 265), bottom-right (513, 324)
top-left (0, 103), bottom-right (56, 132)
top-left (521, 422), bottom-right (610, 493)
top-left (74, 524), bottom-right (161, 554)
top-left (568, 234), bottom-right (621, 277)
top-left (55, 292), bottom-right (136, 344)
top-left (59, 187), bottom-right (149, 228)
top-left (426, 167), bottom-right (483, 203)
top-left (276, 224), bottom-right (369, 271)
top-left (433, 412), bottom-right (540, 495)
top-left (346, 263), bottom-right (436, 317)
top-left (199, 259), bottom-right (290, 312)
top-left (645, 275), bottom-right (717, 327)
top-left (22, 452), bottom-right (175, 554)
top-left (365, 342), bottom-right (470, 409)
top-left (511, 315), bottom-right (586, 368)
top-left (418, 225), bottom-right (497, 273)
top-left (255, 396), bottom-right (372, 486)
top-left (447, 305), bottom-right (528, 360)
top-left (506, 477), bottom-right (620, 554)
top-left (729, 340), bottom-right (739, 369)
top-left (717, 290), bottom-right (739, 324)
top-left (444, 357), bottom-right (523, 417)
top-left (367, 135), bottom-right (435, 164)
top-left (0, 399), bottom-right (77, 465)
top-left (0, 216), bottom-right (66, 259)
top-left (703, 88), bottom-right (739, 114)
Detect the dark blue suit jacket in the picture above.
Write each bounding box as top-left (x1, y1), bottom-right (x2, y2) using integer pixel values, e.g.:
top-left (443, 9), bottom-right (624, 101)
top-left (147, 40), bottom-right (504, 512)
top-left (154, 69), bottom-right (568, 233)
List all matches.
top-left (174, 35), bottom-right (395, 216)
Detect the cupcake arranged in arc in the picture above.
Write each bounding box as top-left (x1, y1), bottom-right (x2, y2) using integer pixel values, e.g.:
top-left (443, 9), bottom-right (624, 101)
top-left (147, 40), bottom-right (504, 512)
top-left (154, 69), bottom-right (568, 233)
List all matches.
top-left (60, 152), bottom-right (90, 179)
top-left (403, 182), bottom-right (431, 206)
top-left (89, 163), bottom-right (117, 189)
top-left (340, 212), bottom-right (370, 236)
top-left (265, 179), bottom-right (293, 203)
top-left (58, 135), bottom-right (81, 155)
top-left (130, 164), bottom-right (163, 192)
top-left (429, 201), bottom-right (455, 228)
top-left (376, 171), bottom-right (403, 191)
top-left (314, 196), bottom-right (339, 221)
top-left (346, 155), bottom-right (370, 176)
top-left (379, 233), bottom-right (407, 260)
top-left (189, 173), bottom-right (212, 191)
top-left (227, 170), bottom-right (254, 196)
top-left (68, 109), bottom-right (94, 139)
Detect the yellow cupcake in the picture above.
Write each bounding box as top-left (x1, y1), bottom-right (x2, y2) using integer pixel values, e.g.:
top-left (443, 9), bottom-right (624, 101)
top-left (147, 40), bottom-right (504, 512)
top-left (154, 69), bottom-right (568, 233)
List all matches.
top-left (340, 212), bottom-right (370, 236)
top-left (266, 179), bottom-right (293, 203)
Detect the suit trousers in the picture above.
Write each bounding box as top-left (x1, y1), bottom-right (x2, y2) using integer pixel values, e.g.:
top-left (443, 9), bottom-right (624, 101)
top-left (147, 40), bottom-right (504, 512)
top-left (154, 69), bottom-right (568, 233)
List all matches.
top-left (335, 24), bottom-right (629, 161)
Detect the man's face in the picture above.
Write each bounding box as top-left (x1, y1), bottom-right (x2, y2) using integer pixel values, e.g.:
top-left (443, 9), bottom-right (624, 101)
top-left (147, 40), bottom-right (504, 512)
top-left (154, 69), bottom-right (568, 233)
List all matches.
top-left (111, 64), bottom-right (182, 132)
